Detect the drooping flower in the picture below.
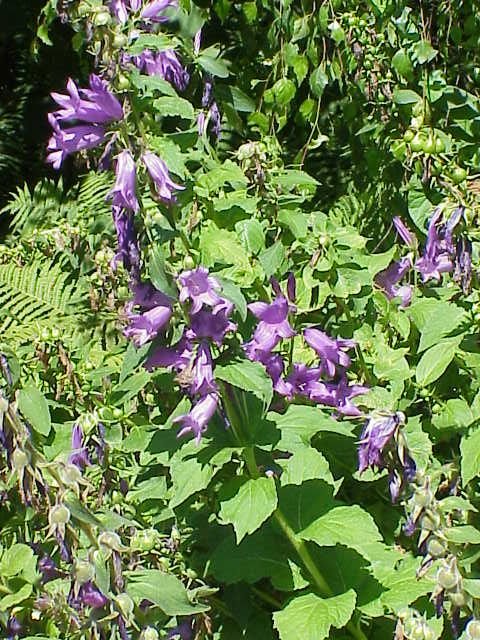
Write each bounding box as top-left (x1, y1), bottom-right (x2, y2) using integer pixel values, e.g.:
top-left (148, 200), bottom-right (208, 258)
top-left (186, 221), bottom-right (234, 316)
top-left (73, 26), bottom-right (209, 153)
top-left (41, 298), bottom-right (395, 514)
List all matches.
top-left (454, 236), bottom-right (473, 294)
top-left (245, 347), bottom-right (285, 388)
top-left (38, 555), bottom-right (59, 583)
top-left (145, 334), bottom-right (193, 372)
top-left (190, 342), bottom-right (217, 395)
top-left (141, 0), bottom-right (178, 22)
top-left (246, 295), bottom-right (295, 353)
top-left (173, 393), bottom-right (218, 442)
top-left (149, 49), bottom-right (189, 90)
top-left (303, 328), bottom-right (356, 378)
top-left (108, 150), bottom-right (139, 212)
top-left (130, 281), bottom-right (173, 311)
top-left (124, 305), bottom-right (172, 346)
top-left (198, 77), bottom-right (221, 139)
top-left (78, 581), bottom-right (108, 609)
top-left (415, 208), bottom-right (461, 282)
top-left (68, 423), bottom-right (91, 470)
top-left (375, 255), bottom-right (413, 308)
top-left (310, 377), bottom-right (368, 417)
top-left (111, 207), bottom-right (140, 276)
top-left (47, 115), bottom-right (105, 169)
top-left (167, 617), bottom-right (195, 640)
top-left (393, 216), bottom-right (416, 248)
top-left (110, 0), bottom-right (129, 22)
top-left (188, 307), bottom-right (236, 345)
top-left (178, 267), bottom-right (223, 313)
top-left (358, 412), bottom-right (403, 473)
top-left (51, 75), bottom-right (123, 124)
top-left (143, 152), bottom-right (184, 203)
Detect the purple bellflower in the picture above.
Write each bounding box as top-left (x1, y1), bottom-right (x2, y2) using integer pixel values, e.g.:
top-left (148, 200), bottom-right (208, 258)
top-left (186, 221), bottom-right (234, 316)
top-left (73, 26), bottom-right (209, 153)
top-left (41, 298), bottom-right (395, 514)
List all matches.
top-left (38, 555), bottom-right (59, 583)
top-left (141, 0), bottom-right (178, 22)
top-left (415, 208), bottom-right (463, 282)
top-left (112, 207), bottom-right (140, 276)
top-left (6, 615), bottom-right (22, 640)
top-left (275, 363), bottom-right (322, 400)
top-left (358, 412), bottom-right (403, 473)
top-left (188, 307), bottom-right (236, 345)
top-left (375, 255), bottom-right (413, 308)
top-left (108, 150), bottom-right (139, 212)
top-left (124, 305), bottom-right (172, 346)
top-left (128, 49), bottom-right (189, 90)
top-left (310, 377), bottom-right (368, 417)
top-left (246, 295), bottom-right (295, 353)
top-left (190, 342), bottom-right (217, 395)
top-left (193, 29), bottom-right (202, 55)
top-left (146, 334), bottom-right (193, 372)
top-left (167, 617), bottom-right (195, 640)
top-left (143, 152), bottom-right (184, 203)
top-left (47, 116), bottom-right (105, 169)
top-left (109, 0), bottom-right (142, 22)
top-left (68, 423), bottom-right (91, 470)
top-left (198, 77), bottom-right (221, 139)
top-left (51, 75), bottom-right (123, 124)
top-left (454, 237), bottom-right (473, 293)
top-left (130, 281), bottom-right (172, 311)
top-left (178, 267), bottom-right (223, 313)
top-left (303, 328), bottom-right (356, 378)
top-left (393, 216), bottom-right (416, 248)
top-left (173, 393), bottom-right (218, 442)
top-left (79, 581), bottom-right (108, 608)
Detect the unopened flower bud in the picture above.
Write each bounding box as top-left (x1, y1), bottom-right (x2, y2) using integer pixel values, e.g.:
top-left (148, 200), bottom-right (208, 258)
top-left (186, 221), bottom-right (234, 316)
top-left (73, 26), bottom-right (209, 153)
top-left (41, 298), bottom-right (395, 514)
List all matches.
top-left (449, 590), bottom-right (466, 607)
top-left (75, 559), bottom-right (95, 585)
top-left (12, 448), bottom-right (30, 470)
top-left (98, 531), bottom-right (124, 551)
top-left (140, 627), bottom-right (159, 640)
top-left (413, 488), bottom-right (433, 508)
top-left (60, 463), bottom-right (83, 486)
top-left (437, 565), bottom-right (460, 590)
top-left (427, 537), bottom-right (447, 559)
top-left (93, 9), bottom-right (111, 25)
top-left (130, 530), bottom-right (157, 552)
top-left (466, 620), bottom-right (480, 640)
top-left (115, 593), bottom-right (134, 618)
top-left (420, 511), bottom-right (441, 531)
top-left (49, 504), bottom-right (71, 525)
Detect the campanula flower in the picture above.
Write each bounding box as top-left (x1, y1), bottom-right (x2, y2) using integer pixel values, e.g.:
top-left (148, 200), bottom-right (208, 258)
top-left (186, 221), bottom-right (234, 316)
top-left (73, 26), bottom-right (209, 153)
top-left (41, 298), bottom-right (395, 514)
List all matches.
top-left (68, 423), bottom-right (91, 470)
top-left (198, 77), bottom-right (221, 139)
top-left (6, 615), bottom-right (21, 640)
top-left (47, 115), bottom-right (105, 169)
top-left (178, 267), bottom-right (223, 313)
top-left (51, 75), bottom-right (123, 124)
top-left (246, 295), bottom-right (295, 353)
top-left (112, 207), bottom-right (140, 276)
top-left (303, 328), bottom-right (356, 378)
top-left (187, 307), bottom-right (236, 345)
top-left (190, 342), bottom-right (217, 395)
top-left (145, 334), bottom-right (193, 371)
top-left (148, 49), bottom-right (189, 90)
top-left (167, 617), bottom-right (195, 640)
top-left (142, 152), bottom-right (184, 203)
top-left (173, 393), bottom-right (218, 442)
top-left (79, 581), bottom-right (108, 608)
top-left (375, 255), bottom-right (413, 308)
top-left (141, 0), bottom-right (178, 22)
top-left (358, 412), bottom-right (403, 473)
top-left (108, 150), bottom-right (139, 212)
top-left (454, 237), bottom-right (473, 293)
top-left (275, 363), bottom-right (322, 399)
top-left (393, 216), bottom-right (416, 248)
top-left (130, 281), bottom-right (172, 311)
top-left (245, 346), bottom-right (285, 387)
top-left (38, 555), bottom-right (59, 583)
top-left (124, 305), bottom-right (172, 346)
top-left (310, 377), bottom-right (368, 417)
top-left (415, 208), bottom-right (462, 282)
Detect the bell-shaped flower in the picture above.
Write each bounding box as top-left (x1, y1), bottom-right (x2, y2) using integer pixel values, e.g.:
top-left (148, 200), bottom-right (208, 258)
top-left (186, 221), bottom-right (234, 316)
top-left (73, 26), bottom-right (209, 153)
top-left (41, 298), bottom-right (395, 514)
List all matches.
top-left (51, 75), bottom-right (123, 124)
top-left (145, 334), bottom-right (193, 372)
top-left (188, 307), bottom-right (236, 345)
top-left (393, 216), bottom-right (416, 248)
top-left (178, 267), bottom-right (223, 313)
top-left (309, 377), bottom-right (367, 416)
top-left (108, 150), bottom-right (139, 212)
top-left (111, 207), bottom-right (140, 276)
top-left (141, 0), bottom-right (178, 22)
top-left (47, 114), bottom-right (105, 168)
top-left (124, 305), bottom-right (172, 346)
top-left (246, 295), bottom-right (295, 353)
top-left (304, 328), bottom-right (356, 378)
top-left (190, 342), bottom-right (217, 396)
top-left (375, 255), bottom-right (413, 308)
top-left (275, 363), bottom-right (322, 399)
top-left (68, 423), bottom-right (91, 470)
top-left (143, 152), bottom-right (184, 203)
top-left (78, 581), bottom-right (108, 608)
top-left (173, 393), bottom-right (218, 442)
top-left (415, 208), bottom-right (462, 282)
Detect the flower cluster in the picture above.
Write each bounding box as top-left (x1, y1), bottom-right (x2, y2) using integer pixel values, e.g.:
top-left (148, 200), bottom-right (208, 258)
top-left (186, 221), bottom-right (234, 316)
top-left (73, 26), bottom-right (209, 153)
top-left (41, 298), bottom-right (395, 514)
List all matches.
top-left (110, 0), bottom-right (178, 24)
top-left (124, 48), bottom-right (190, 91)
top-left (376, 207), bottom-right (471, 307)
top-left (358, 411), bottom-right (416, 502)
top-left (47, 75), bottom-right (123, 169)
top-left (245, 276), bottom-right (367, 417)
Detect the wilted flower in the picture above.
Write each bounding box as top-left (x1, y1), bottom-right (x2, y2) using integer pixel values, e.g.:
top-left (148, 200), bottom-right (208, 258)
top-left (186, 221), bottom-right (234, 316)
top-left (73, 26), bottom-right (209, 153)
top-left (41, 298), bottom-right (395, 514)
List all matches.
top-left (393, 216), bottom-right (416, 248)
top-left (198, 77), bottom-right (221, 139)
top-left (178, 267), bottom-right (223, 313)
top-left (79, 581), bottom-right (108, 608)
top-left (375, 255), bottom-right (413, 308)
top-left (246, 295), bottom-right (295, 353)
top-left (173, 393), bottom-right (218, 442)
top-left (108, 150), bottom-right (139, 212)
top-left (112, 207), bottom-right (140, 276)
top-left (47, 116), bottom-right (105, 169)
top-left (68, 423), bottom-right (91, 470)
top-left (51, 75), bottom-right (123, 124)
top-left (143, 152), bottom-right (184, 203)
top-left (303, 328), bottom-right (356, 378)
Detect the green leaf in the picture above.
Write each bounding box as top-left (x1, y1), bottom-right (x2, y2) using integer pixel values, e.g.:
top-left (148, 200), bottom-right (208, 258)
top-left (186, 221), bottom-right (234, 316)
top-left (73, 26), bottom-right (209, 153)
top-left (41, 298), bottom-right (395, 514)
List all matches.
top-left (126, 570), bottom-right (209, 615)
top-left (197, 50), bottom-right (229, 77)
top-left (415, 338), bottom-right (460, 387)
top-left (128, 33), bottom-right (172, 54)
top-left (219, 477), bottom-right (277, 542)
top-left (413, 40), bottom-right (438, 64)
top-left (216, 360), bottom-right (273, 410)
top-left (259, 242), bottom-right (287, 278)
top-left (273, 590), bottom-right (356, 640)
top-left (0, 583), bottom-right (32, 611)
top-left (17, 383), bottom-right (51, 436)
top-left (310, 67), bottom-right (329, 98)
top-left (216, 277), bottom-right (247, 321)
top-left (393, 88), bottom-right (421, 105)
top-left (153, 96), bottom-right (195, 120)
top-left (461, 427), bottom-right (480, 485)
top-left (274, 169), bottom-right (319, 188)
top-left (130, 70), bottom-right (178, 97)
top-left (272, 78), bottom-right (296, 106)
top-left (432, 398), bottom-right (476, 431)
top-left (111, 370), bottom-right (151, 406)
top-left (235, 219), bottom-right (265, 254)
top-left (392, 49), bottom-right (414, 80)
top-left (169, 458), bottom-right (215, 508)
top-left (0, 544), bottom-right (37, 581)
top-left (148, 245), bottom-right (177, 297)
top-left (279, 447), bottom-right (336, 488)
top-left (445, 526), bottom-right (480, 545)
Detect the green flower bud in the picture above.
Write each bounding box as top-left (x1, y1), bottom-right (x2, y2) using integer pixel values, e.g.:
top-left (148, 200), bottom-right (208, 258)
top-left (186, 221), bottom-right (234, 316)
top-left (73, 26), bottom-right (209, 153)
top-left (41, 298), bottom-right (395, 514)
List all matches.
top-left (427, 537), bottom-right (447, 558)
top-left (0, 396), bottom-right (8, 413)
top-left (140, 627), bottom-right (159, 640)
top-left (437, 565), bottom-right (459, 590)
top-left (93, 10), bottom-right (111, 26)
top-left (75, 559), bottom-right (95, 585)
top-left (98, 531), bottom-right (125, 551)
top-left (115, 593), bottom-right (134, 618)
top-left (11, 448), bottom-right (30, 470)
top-left (130, 530), bottom-right (157, 552)
top-left (49, 504), bottom-right (71, 525)
top-left (466, 620), bottom-right (480, 640)
top-left (60, 464), bottom-right (83, 487)
top-left (420, 511), bottom-right (441, 531)
top-left (449, 590), bottom-right (466, 607)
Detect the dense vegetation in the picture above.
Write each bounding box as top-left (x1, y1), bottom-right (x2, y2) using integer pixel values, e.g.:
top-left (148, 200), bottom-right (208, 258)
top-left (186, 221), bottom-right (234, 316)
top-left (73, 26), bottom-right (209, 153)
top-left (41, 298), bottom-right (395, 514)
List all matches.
top-left (2, 1), bottom-right (480, 638)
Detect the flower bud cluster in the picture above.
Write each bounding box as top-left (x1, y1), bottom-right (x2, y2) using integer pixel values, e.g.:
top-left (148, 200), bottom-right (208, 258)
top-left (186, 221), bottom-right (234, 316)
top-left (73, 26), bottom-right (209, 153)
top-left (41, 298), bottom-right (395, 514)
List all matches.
top-left (395, 608), bottom-right (436, 640)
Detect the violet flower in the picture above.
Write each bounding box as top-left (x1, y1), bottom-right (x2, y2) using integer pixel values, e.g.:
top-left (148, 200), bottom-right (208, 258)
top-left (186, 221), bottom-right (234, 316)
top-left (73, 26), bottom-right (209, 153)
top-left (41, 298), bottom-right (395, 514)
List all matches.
top-left (112, 207), bottom-right (140, 276)
top-left (150, 49), bottom-right (189, 90)
top-left (124, 305), bottom-right (172, 346)
top-left (310, 377), bottom-right (368, 417)
top-left (454, 237), bottom-right (473, 294)
top-left (47, 115), bottom-right (105, 169)
top-left (6, 615), bottom-right (22, 640)
top-left (38, 555), bottom-right (59, 583)
top-left (108, 150), bottom-right (139, 212)
top-left (130, 281), bottom-right (172, 311)
top-left (141, 0), bottom-right (178, 22)
top-left (145, 334), bottom-right (193, 372)
top-left (246, 295), bottom-right (295, 353)
top-left (190, 342), bottom-right (217, 395)
top-left (198, 77), bottom-right (221, 139)
top-left (173, 393), bottom-right (218, 442)
top-left (143, 152), bottom-right (184, 203)
top-left (110, 0), bottom-right (129, 23)
top-left (187, 307), bottom-right (236, 345)
top-left (246, 349), bottom-right (285, 388)
top-left (275, 363), bottom-right (322, 399)
top-left (304, 328), bottom-right (356, 378)
top-left (167, 617), bottom-right (195, 640)
top-left (393, 216), bottom-right (416, 248)
top-left (68, 423), bottom-right (91, 470)
top-left (375, 255), bottom-right (413, 308)
top-left (358, 412), bottom-right (403, 473)
top-left (193, 29), bottom-right (202, 55)
top-left (415, 208), bottom-right (462, 282)
top-left (79, 581), bottom-right (108, 608)
top-left (51, 75), bottom-right (123, 124)
top-left (178, 267), bottom-right (223, 313)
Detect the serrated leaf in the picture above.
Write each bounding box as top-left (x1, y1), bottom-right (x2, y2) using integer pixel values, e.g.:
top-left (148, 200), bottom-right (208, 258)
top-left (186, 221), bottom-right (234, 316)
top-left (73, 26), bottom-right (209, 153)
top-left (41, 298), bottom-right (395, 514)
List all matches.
top-left (197, 51), bottom-right (229, 77)
top-left (126, 570), bottom-right (209, 615)
top-left (154, 96), bottom-right (194, 119)
top-left (216, 360), bottom-right (273, 410)
top-left (235, 219), bottom-right (265, 254)
top-left (169, 458), bottom-right (215, 508)
top-left (17, 383), bottom-right (51, 436)
top-left (219, 477), bottom-right (277, 542)
top-left (415, 338), bottom-right (460, 387)
top-left (461, 428), bottom-right (480, 485)
top-left (393, 88), bottom-right (421, 105)
top-left (279, 447), bottom-right (335, 487)
top-left (273, 590), bottom-right (356, 640)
